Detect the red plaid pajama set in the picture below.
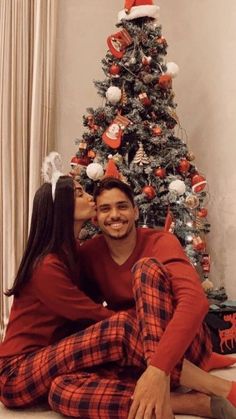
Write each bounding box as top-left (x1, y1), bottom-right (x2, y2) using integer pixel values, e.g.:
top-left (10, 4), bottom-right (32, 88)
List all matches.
top-left (0, 230), bottom-right (212, 418)
top-left (48, 230), bottom-right (212, 418)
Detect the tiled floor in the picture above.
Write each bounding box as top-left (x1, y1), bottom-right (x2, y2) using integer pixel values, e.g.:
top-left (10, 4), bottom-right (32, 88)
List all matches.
top-left (1, 357), bottom-right (236, 418)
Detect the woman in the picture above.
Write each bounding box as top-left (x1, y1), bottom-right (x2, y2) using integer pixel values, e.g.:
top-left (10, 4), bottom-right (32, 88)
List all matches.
top-left (0, 165), bottom-right (144, 409)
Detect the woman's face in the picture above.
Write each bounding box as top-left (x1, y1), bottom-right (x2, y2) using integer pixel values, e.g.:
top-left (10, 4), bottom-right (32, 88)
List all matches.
top-left (74, 182), bottom-right (96, 222)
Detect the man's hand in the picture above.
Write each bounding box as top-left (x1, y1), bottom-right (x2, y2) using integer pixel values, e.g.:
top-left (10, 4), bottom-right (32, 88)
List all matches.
top-left (127, 365), bottom-right (174, 419)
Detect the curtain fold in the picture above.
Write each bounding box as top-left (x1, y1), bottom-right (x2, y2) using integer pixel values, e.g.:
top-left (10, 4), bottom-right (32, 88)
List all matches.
top-left (0, 0), bottom-right (57, 340)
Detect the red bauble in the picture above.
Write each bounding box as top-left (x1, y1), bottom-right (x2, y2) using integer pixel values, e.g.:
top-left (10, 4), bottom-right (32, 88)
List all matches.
top-left (154, 167), bottom-right (166, 178)
top-left (201, 254), bottom-right (211, 273)
top-left (152, 125), bottom-right (162, 136)
top-left (158, 74), bottom-right (172, 89)
top-left (191, 174), bottom-right (207, 193)
top-left (197, 208), bottom-right (208, 218)
top-left (142, 56), bottom-right (152, 66)
top-left (178, 158), bottom-right (190, 173)
top-left (109, 64), bottom-right (121, 76)
top-left (193, 236), bottom-right (206, 252)
top-left (142, 185), bottom-right (156, 199)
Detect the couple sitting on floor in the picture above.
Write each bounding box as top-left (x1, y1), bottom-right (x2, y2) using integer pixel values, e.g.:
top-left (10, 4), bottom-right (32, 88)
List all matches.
top-left (0, 152), bottom-right (236, 419)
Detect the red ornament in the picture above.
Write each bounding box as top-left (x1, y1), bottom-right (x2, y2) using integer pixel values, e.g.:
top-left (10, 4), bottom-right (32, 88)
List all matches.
top-left (197, 208), bottom-right (208, 218)
top-left (154, 167), bottom-right (166, 178)
top-left (192, 236), bottom-right (206, 252)
top-left (201, 254), bottom-right (211, 273)
top-left (152, 125), bottom-right (162, 136)
top-left (178, 158), bottom-right (190, 174)
top-left (142, 185), bottom-right (156, 199)
top-left (191, 174), bottom-right (207, 193)
top-left (158, 74), bottom-right (172, 89)
top-left (109, 64), bottom-right (121, 76)
top-left (142, 56), bottom-right (152, 66)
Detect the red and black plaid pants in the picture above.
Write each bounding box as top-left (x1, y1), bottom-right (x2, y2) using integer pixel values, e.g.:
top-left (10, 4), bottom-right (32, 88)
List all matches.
top-left (0, 258), bottom-right (212, 417)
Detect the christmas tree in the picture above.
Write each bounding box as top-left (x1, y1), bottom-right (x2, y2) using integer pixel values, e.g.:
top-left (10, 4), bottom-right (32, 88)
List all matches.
top-left (71, 0), bottom-right (213, 288)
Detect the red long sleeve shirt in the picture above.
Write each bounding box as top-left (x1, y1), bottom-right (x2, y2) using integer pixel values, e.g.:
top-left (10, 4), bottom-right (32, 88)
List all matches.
top-left (0, 254), bottom-right (113, 358)
top-left (80, 228), bottom-right (209, 374)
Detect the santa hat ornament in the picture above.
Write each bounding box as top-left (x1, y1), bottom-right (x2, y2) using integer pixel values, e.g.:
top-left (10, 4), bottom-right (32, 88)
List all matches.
top-left (104, 155), bottom-right (121, 179)
top-left (118, 0), bottom-right (160, 22)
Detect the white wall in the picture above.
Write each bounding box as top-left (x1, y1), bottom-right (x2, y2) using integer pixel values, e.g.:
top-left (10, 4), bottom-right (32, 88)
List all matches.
top-left (55, 0), bottom-right (236, 298)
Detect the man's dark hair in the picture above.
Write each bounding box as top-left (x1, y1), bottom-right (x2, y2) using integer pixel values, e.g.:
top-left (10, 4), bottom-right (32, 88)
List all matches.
top-left (5, 176), bottom-right (78, 297)
top-left (94, 177), bottom-right (135, 207)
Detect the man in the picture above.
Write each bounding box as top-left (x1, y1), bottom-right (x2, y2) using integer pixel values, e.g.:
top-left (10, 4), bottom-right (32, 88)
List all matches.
top-left (79, 177), bottom-right (236, 419)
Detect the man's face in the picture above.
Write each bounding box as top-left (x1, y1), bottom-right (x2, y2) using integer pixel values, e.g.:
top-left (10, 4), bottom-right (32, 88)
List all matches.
top-left (96, 188), bottom-right (139, 240)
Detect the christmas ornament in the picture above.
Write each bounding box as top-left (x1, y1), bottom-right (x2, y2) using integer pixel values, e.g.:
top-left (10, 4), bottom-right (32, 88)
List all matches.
top-left (121, 87), bottom-right (128, 105)
top-left (78, 139), bottom-right (87, 151)
top-left (164, 209), bottom-right (174, 232)
top-left (132, 142), bottom-right (150, 165)
top-left (191, 174), bottom-right (207, 193)
top-left (184, 194), bottom-right (199, 209)
top-left (192, 236), bottom-right (206, 251)
top-left (142, 185), bottom-right (156, 199)
top-left (169, 179), bottom-right (186, 195)
top-left (197, 207), bottom-right (208, 218)
top-left (113, 153), bottom-right (123, 164)
top-left (142, 73), bottom-right (155, 84)
top-left (118, 0), bottom-right (160, 22)
top-left (186, 151), bottom-right (195, 161)
top-left (139, 92), bottom-right (151, 106)
top-left (109, 63), bottom-right (121, 76)
top-left (202, 278), bottom-right (214, 292)
top-left (158, 74), bottom-right (172, 89)
top-left (178, 158), bottom-right (190, 174)
top-left (154, 167), bottom-right (166, 178)
top-left (86, 114), bottom-right (95, 128)
top-left (165, 62), bottom-right (179, 78)
top-left (105, 155), bottom-right (120, 179)
top-left (107, 29), bottom-right (133, 58)
top-left (152, 125), bottom-right (162, 136)
top-left (102, 114), bottom-right (131, 149)
top-left (142, 55), bottom-right (152, 66)
top-left (201, 254), bottom-right (211, 273)
top-left (86, 162), bottom-right (104, 180)
top-left (106, 86), bottom-right (122, 104)
top-left (156, 36), bottom-right (167, 45)
top-left (87, 150), bottom-right (96, 159)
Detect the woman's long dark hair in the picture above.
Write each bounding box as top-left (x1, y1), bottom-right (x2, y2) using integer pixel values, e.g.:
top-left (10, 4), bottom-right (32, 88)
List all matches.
top-left (5, 176), bottom-right (78, 297)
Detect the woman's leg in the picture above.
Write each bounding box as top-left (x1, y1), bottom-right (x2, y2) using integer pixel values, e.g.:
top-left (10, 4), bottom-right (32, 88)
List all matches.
top-left (0, 311), bottom-right (144, 408)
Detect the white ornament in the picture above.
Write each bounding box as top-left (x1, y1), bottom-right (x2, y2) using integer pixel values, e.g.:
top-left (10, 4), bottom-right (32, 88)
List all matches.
top-left (169, 179), bottom-right (186, 195)
top-left (106, 86), bottom-right (122, 104)
top-left (166, 62), bottom-right (179, 78)
top-left (86, 163), bottom-right (104, 180)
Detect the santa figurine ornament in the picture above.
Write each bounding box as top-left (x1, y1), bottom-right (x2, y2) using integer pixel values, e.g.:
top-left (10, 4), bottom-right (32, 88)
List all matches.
top-left (118, 0), bottom-right (160, 22)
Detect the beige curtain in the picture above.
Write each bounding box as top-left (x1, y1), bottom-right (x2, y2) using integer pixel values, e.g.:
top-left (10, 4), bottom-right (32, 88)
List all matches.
top-left (0, 0), bottom-right (57, 340)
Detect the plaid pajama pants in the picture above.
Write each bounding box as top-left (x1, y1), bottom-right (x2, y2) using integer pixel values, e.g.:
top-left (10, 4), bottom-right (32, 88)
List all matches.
top-left (48, 257), bottom-right (212, 418)
top-left (0, 311), bottom-right (144, 408)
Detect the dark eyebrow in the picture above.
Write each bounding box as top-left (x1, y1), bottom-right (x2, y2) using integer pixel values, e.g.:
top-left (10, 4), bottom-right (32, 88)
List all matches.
top-left (98, 200), bottom-right (130, 209)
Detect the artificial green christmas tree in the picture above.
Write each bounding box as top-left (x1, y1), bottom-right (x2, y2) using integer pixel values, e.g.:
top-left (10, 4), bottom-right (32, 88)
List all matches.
top-left (71, 0), bottom-right (213, 287)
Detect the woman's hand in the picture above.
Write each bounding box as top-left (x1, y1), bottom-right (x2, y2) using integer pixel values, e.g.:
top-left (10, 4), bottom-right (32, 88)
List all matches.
top-left (128, 365), bottom-right (174, 419)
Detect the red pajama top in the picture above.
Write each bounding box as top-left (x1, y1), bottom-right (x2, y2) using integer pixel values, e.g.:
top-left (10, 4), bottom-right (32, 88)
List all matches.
top-left (0, 254), bottom-right (113, 358)
top-left (79, 228), bottom-right (209, 374)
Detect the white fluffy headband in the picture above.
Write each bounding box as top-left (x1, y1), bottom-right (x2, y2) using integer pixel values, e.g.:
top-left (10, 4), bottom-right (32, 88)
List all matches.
top-left (41, 151), bottom-right (64, 200)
